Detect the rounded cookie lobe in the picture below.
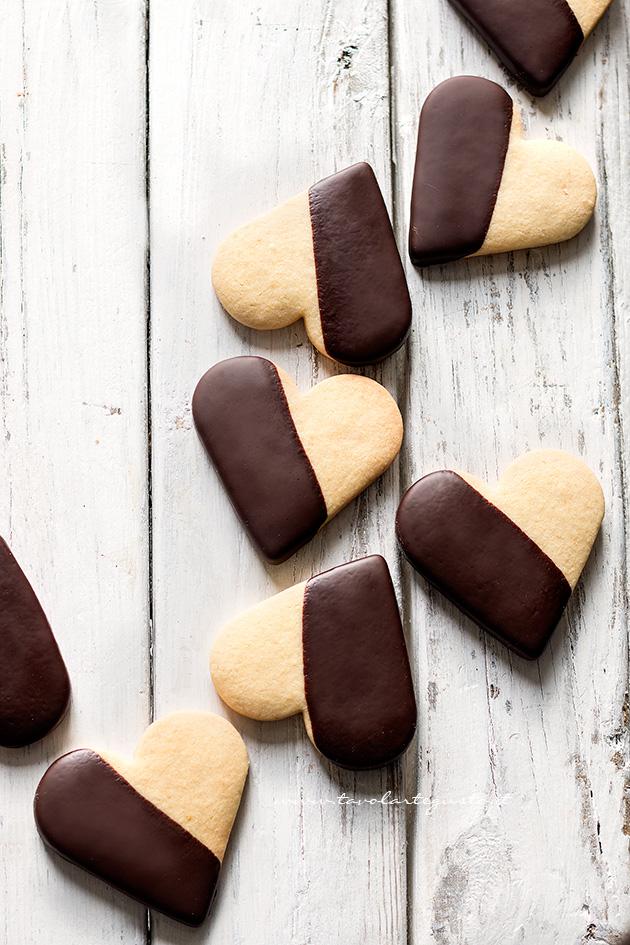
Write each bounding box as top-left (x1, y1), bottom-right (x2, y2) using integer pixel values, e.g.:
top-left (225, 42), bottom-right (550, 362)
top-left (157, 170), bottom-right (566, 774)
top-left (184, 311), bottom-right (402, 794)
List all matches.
top-left (101, 713), bottom-right (249, 862)
top-left (0, 538), bottom-right (70, 748)
top-left (281, 371), bottom-right (404, 521)
top-left (192, 356), bottom-right (327, 563)
top-left (34, 749), bottom-right (220, 927)
top-left (569, 0), bottom-right (614, 34)
top-left (302, 555), bottom-right (416, 768)
top-left (459, 450), bottom-right (604, 588)
top-left (476, 110), bottom-right (597, 257)
top-left (448, 0), bottom-right (584, 96)
top-left (211, 192), bottom-right (321, 340)
top-left (409, 77), bottom-right (513, 267)
top-left (211, 581), bottom-right (306, 721)
top-left (309, 163), bottom-right (411, 365)
top-left (396, 471), bottom-right (572, 660)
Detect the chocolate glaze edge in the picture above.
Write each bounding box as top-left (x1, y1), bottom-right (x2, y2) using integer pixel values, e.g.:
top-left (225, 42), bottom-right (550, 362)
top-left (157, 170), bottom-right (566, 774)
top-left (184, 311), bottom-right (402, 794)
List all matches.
top-left (192, 356), bottom-right (327, 563)
top-left (302, 555), bottom-right (417, 769)
top-left (409, 76), bottom-right (513, 268)
top-left (309, 163), bottom-right (412, 366)
top-left (396, 471), bottom-right (572, 660)
top-left (448, 0), bottom-right (584, 96)
top-left (0, 537), bottom-right (71, 749)
top-left (34, 749), bottom-right (220, 927)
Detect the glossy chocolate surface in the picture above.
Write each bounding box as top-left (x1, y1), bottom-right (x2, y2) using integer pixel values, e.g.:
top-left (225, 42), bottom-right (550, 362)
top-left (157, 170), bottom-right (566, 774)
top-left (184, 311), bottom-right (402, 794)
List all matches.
top-left (192, 357), bottom-right (327, 563)
top-left (0, 538), bottom-right (70, 748)
top-left (34, 750), bottom-right (220, 927)
top-left (409, 76), bottom-right (513, 267)
top-left (449, 0), bottom-right (584, 96)
top-left (302, 555), bottom-right (416, 768)
top-left (309, 163), bottom-right (411, 366)
top-left (396, 471), bottom-right (572, 659)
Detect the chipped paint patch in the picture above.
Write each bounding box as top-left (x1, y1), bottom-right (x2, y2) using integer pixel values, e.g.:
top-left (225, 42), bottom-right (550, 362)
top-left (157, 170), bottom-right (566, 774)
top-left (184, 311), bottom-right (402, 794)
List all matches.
top-left (431, 818), bottom-right (512, 944)
top-left (573, 754), bottom-right (603, 866)
top-left (582, 924), bottom-right (629, 944)
top-left (336, 44), bottom-right (358, 70)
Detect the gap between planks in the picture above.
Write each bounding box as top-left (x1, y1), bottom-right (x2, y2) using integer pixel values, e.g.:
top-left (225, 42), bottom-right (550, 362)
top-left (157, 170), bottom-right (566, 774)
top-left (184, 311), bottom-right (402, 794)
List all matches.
top-left (144, 1), bottom-right (154, 942)
top-left (139, 1), bottom-right (630, 942)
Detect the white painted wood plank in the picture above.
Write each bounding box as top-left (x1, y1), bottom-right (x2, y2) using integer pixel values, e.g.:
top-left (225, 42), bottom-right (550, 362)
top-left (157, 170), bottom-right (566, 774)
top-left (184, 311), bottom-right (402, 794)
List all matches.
top-left (1, 2), bottom-right (625, 942)
top-left (148, 1), bottom-right (409, 943)
top-left (0, 2), bottom-right (150, 942)
top-left (390, 2), bottom-right (630, 943)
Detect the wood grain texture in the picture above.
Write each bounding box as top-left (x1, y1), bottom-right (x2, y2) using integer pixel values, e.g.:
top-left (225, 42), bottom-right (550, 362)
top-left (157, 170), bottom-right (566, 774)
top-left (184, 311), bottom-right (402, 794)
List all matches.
top-left (0, 1), bottom-right (150, 943)
top-left (390, 1), bottom-right (630, 943)
top-left (148, 2), bottom-right (407, 943)
top-left (0, 1), bottom-right (628, 943)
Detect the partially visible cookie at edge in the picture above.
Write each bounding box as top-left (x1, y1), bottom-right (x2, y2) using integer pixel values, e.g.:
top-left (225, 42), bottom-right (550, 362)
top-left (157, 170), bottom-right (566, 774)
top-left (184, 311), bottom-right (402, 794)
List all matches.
top-left (0, 537), bottom-right (70, 748)
top-left (448, 0), bottom-right (614, 96)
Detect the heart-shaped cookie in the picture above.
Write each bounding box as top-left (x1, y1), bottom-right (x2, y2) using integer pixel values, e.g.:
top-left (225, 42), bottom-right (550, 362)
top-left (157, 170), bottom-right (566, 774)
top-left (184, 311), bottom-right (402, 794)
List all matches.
top-left (211, 556), bottom-right (417, 769)
top-left (449, 0), bottom-right (614, 96)
top-left (409, 76), bottom-right (596, 267)
top-left (396, 450), bottom-right (604, 659)
top-left (34, 713), bottom-right (248, 927)
top-left (212, 162), bottom-right (411, 366)
top-left (192, 356), bottom-right (403, 563)
top-left (0, 537), bottom-right (70, 747)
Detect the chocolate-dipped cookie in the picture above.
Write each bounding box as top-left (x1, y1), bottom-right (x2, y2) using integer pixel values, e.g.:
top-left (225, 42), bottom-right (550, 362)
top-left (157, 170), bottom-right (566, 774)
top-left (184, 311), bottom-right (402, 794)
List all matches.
top-left (448, 0), bottom-right (614, 96)
top-left (0, 538), bottom-right (70, 748)
top-left (396, 450), bottom-right (604, 659)
top-left (409, 76), bottom-right (596, 267)
top-left (211, 555), bottom-right (416, 769)
top-left (34, 713), bottom-right (248, 927)
top-left (192, 356), bottom-right (403, 563)
top-left (212, 162), bottom-right (411, 366)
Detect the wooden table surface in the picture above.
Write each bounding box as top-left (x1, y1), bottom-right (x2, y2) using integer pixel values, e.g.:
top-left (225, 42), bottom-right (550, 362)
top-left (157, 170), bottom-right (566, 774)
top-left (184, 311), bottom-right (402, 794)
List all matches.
top-left (0, 2), bottom-right (628, 943)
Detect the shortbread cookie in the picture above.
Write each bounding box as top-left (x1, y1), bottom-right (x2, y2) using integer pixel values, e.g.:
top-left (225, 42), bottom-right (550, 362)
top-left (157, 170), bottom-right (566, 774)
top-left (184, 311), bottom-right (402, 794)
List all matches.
top-left (34, 713), bottom-right (248, 927)
top-left (449, 0), bottom-right (614, 96)
top-left (192, 357), bottom-right (403, 563)
top-left (409, 76), bottom-right (596, 267)
top-left (0, 538), bottom-right (70, 748)
top-left (211, 556), bottom-right (416, 769)
top-left (396, 451), bottom-right (604, 659)
top-left (212, 163), bottom-right (411, 366)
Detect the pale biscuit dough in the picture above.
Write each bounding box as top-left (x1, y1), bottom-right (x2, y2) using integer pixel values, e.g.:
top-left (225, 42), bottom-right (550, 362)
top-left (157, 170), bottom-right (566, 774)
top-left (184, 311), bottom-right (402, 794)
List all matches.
top-left (211, 582), bottom-right (307, 721)
top-left (210, 584), bottom-right (316, 747)
top-left (568, 0), bottom-right (613, 35)
top-left (99, 712), bottom-right (248, 859)
top-left (212, 192), bottom-right (326, 355)
top-left (459, 450), bottom-right (604, 588)
top-left (475, 109), bottom-right (597, 257)
top-left (275, 366), bottom-right (404, 519)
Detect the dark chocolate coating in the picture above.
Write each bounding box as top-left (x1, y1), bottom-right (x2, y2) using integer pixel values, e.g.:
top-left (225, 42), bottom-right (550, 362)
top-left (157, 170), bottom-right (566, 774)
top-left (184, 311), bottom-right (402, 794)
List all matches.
top-left (448, 0), bottom-right (584, 97)
top-left (396, 472), bottom-right (572, 660)
top-left (0, 538), bottom-right (70, 748)
top-left (309, 163), bottom-right (411, 366)
top-left (409, 76), bottom-right (513, 268)
top-left (192, 357), bottom-right (327, 564)
top-left (34, 750), bottom-right (220, 927)
top-left (302, 555), bottom-right (416, 769)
